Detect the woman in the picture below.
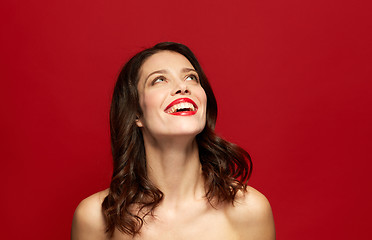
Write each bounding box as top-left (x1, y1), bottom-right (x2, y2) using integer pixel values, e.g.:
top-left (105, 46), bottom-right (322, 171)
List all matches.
top-left (71, 42), bottom-right (275, 240)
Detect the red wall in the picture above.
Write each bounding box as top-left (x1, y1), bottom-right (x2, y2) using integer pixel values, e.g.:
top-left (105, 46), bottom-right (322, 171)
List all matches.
top-left (1, 0), bottom-right (371, 239)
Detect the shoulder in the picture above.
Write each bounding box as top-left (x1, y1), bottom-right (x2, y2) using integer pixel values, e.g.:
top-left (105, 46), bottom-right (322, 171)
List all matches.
top-left (226, 186), bottom-right (275, 240)
top-left (71, 189), bottom-right (109, 240)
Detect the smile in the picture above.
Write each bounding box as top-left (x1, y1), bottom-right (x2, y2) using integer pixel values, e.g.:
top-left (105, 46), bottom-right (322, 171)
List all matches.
top-left (164, 98), bottom-right (198, 116)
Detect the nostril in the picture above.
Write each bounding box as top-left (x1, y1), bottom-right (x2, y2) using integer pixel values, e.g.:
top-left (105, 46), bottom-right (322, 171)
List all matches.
top-left (174, 87), bottom-right (189, 95)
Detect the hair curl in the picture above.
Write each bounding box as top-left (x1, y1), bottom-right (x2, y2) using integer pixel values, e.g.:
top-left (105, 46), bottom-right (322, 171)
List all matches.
top-left (102, 42), bottom-right (252, 237)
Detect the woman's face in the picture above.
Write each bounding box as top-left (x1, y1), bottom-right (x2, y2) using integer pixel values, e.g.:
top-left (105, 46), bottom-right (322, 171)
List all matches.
top-left (136, 51), bottom-right (207, 140)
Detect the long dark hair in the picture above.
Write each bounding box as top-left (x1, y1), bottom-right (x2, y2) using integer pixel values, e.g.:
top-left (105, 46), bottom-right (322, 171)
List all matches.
top-left (102, 42), bottom-right (252, 237)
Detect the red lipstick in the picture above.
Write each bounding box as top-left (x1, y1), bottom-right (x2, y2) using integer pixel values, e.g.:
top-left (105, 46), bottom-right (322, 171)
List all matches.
top-left (164, 98), bottom-right (198, 116)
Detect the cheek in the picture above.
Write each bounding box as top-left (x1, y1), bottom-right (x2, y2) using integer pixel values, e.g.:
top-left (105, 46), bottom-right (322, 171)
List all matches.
top-left (197, 88), bottom-right (208, 110)
top-left (140, 91), bottom-right (164, 116)
top-left (140, 94), bottom-right (152, 114)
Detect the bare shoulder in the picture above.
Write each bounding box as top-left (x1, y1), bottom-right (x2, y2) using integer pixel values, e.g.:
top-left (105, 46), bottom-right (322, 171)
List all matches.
top-left (71, 189), bottom-right (109, 240)
top-left (226, 186), bottom-right (275, 240)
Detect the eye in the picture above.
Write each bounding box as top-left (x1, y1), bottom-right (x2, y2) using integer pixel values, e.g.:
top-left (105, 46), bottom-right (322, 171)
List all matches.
top-left (152, 76), bottom-right (166, 85)
top-left (185, 74), bottom-right (199, 82)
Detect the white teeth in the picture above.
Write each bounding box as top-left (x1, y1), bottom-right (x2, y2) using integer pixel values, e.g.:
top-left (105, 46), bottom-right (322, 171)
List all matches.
top-left (166, 102), bottom-right (195, 113)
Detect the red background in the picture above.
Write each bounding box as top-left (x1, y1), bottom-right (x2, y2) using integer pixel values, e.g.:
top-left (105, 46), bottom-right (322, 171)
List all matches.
top-left (1, 0), bottom-right (371, 239)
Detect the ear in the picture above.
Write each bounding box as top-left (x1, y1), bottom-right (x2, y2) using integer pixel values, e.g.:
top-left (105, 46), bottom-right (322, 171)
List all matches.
top-left (135, 117), bottom-right (143, 128)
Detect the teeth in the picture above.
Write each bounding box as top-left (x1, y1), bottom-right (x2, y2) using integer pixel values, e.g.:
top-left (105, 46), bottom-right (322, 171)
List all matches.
top-left (166, 102), bottom-right (195, 113)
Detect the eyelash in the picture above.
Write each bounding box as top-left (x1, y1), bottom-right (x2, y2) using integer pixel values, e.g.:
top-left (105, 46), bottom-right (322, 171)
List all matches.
top-left (152, 76), bottom-right (166, 85)
top-left (185, 74), bottom-right (199, 82)
top-left (151, 74), bottom-right (199, 85)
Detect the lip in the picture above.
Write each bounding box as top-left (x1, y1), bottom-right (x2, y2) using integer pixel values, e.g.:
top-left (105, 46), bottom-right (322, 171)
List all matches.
top-left (164, 98), bottom-right (198, 116)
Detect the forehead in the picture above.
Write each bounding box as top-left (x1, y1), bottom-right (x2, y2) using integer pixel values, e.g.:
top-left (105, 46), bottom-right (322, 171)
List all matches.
top-left (139, 51), bottom-right (194, 76)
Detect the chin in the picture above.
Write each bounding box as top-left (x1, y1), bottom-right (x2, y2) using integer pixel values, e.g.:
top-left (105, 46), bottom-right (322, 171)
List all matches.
top-left (163, 123), bottom-right (205, 138)
top-left (171, 127), bottom-right (204, 136)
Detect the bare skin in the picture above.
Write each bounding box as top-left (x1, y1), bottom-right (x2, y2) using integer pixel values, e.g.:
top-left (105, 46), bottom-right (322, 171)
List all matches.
top-left (72, 186), bottom-right (275, 240)
top-left (71, 51), bottom-right (275, 239)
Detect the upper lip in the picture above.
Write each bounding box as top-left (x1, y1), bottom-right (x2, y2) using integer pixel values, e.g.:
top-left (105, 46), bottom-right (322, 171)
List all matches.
top-left (164, 98), bottom-right (198, 112)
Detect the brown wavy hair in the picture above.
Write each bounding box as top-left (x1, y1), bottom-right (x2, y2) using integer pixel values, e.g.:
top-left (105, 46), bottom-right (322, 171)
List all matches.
top-left (102, 42), bottom-right (252, 237)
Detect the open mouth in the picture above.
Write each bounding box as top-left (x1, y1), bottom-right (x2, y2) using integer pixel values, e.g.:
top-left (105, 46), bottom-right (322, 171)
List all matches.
top-left (164, 98), bottom-right (198, 116)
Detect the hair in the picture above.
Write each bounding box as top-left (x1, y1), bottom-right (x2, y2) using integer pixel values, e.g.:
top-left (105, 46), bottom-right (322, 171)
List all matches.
top-left (102, 42), bottom-right (252, 237)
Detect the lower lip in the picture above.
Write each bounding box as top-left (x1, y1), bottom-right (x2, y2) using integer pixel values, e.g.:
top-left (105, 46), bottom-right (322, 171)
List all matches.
top-left (168, 110), bottom-right (197, 116)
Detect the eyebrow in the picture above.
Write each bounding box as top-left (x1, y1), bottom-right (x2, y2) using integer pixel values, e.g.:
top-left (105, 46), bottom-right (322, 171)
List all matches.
top-left (144, 68), bottom-right (198, 85)
top-left (145, 70), bottom-right (167, 82)
top-left (181, 68), bottom-right (197, 73)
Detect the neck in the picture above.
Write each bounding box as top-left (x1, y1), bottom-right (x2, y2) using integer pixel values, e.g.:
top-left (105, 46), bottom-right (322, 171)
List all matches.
top-left (143, 134), bottom-right (205, 207)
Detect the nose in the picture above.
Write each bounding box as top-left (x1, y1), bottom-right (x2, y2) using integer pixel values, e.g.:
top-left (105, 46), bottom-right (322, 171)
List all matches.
top-left (171, 80), bottom-right (190, 95)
